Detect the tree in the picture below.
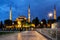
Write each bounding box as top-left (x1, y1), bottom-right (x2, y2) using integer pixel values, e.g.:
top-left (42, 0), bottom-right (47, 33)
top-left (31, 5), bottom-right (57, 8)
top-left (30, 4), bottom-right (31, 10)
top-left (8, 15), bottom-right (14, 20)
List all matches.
top-left (57, 16), bottom-right (60, 21)
top-left (41, 19), bottom-right (47, 28)
top-left (0, 21), bottom-right (4, 28)
top-left (32, 17), bottom-right (39, 27)
top-left (47, 19), bottom-right (56, 28)
top-left (48, 19), bottom-right (56, 24)
top-left (13, 21), bottom-right (18, 25)
top-left (41, 19), bottom-right (46, 24)
top-left (4, 19), bottom-right (12, 26)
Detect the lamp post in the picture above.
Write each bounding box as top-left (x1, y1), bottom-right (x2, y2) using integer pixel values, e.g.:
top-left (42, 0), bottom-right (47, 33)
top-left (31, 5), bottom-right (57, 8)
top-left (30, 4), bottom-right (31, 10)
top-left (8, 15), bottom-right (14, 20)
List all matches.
top-left (48, 12), bottom-right (53, 19)
top-left (48, 12), bottom-right (53, 28)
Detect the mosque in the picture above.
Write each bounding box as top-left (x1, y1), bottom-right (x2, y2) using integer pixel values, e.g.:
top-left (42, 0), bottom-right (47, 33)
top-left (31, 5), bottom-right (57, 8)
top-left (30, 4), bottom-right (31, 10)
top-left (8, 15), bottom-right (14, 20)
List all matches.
top-left (8, 5), bottom-right (35, 28)
top-left (6, 4), bottom-right (57, 28)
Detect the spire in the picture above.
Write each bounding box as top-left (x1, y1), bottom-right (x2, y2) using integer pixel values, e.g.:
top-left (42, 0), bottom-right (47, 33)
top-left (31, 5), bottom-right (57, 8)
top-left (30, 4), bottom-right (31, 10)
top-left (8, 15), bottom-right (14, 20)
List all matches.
top-left (54, 4), bottom-right (56, 10)
top-left (29, 4), bottom-right (30, 9)
top-left (54, 4), bottom-right (56, 20)
top-left (28, 4), bottom-right (30, 22)
top-left (10, 6), bottom-right (12, 20)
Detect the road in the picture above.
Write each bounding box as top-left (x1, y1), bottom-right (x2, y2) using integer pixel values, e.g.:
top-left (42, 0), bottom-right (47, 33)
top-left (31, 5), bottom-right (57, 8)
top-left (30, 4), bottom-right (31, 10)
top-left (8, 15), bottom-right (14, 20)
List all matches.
top-left (0, 31), bottom-right (48, 40)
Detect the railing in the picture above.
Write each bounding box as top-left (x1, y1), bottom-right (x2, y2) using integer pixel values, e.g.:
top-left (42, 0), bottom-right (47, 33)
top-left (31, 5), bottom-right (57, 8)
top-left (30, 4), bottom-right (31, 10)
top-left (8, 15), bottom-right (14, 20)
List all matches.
top-left (36, 28), bottom-right (60, 40)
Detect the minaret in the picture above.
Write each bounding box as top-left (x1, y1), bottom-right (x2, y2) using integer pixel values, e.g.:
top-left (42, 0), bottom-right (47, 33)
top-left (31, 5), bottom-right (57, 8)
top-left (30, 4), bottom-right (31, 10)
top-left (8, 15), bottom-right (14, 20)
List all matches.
top-left (9, 6), bottom-right (12, 20)
top-left (54, 5), bottom-right (56, 20)
top-left (28, 5), bottom-right (30, 22)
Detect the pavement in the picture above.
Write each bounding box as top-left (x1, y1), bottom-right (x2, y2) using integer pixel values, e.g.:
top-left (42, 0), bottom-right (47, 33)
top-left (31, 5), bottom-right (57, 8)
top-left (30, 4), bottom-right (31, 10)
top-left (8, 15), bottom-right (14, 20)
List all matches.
top-left (57, 30), bottom-right (60, 40)
top-left (0, 31), bottom-right (48, 40)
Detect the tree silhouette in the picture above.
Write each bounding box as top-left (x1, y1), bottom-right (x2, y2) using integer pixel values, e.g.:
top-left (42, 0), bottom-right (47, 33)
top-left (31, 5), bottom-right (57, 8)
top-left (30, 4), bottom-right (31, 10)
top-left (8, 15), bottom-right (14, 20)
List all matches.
top-left (41, 19), bottom-right (46, 24)
top-left (0, 21), bottom-right (4, 29)
top-left (4, 19), bottom-right (12, 26)
top-left (48, 19), bottom-right (56, 24)
top-left (41, 19), bottom-right (47, 28)
top-left (32, 17), bottom-right (39, 27)
top-left (14, 21), bottom-right (18, 25)
top-left (57, 16), bottom-right (60, 21)
top-left (47, 19), bottom-right (56, 28)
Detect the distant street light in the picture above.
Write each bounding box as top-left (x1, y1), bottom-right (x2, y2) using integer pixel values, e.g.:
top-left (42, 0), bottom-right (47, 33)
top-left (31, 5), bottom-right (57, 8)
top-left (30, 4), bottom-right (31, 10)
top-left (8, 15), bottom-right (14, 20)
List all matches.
top-left (48, 12), bottom-right (53, 19)
top-left (41, 21), bottom-right (43, 24)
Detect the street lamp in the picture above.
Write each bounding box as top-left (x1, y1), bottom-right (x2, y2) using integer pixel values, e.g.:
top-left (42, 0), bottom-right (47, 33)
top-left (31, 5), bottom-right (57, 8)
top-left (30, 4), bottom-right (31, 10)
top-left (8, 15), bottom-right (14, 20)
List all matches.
top-left (48, 12), bottom-right (53, 19)
top-left (41, 21), bottom-right (43, 24)
top-left (48, 12), bottom-right (53, 28)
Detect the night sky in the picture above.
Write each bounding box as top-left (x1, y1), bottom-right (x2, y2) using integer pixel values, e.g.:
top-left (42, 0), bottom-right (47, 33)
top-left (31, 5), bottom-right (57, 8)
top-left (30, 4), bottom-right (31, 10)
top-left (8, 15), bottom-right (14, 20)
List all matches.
top-left (0, 0), bottom-right (60, 21)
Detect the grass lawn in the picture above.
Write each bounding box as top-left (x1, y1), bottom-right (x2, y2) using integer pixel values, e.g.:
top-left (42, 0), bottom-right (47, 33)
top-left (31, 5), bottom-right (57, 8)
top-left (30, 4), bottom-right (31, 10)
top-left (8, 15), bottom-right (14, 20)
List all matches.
top-left (0, 32), bottom-right (14, 35)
